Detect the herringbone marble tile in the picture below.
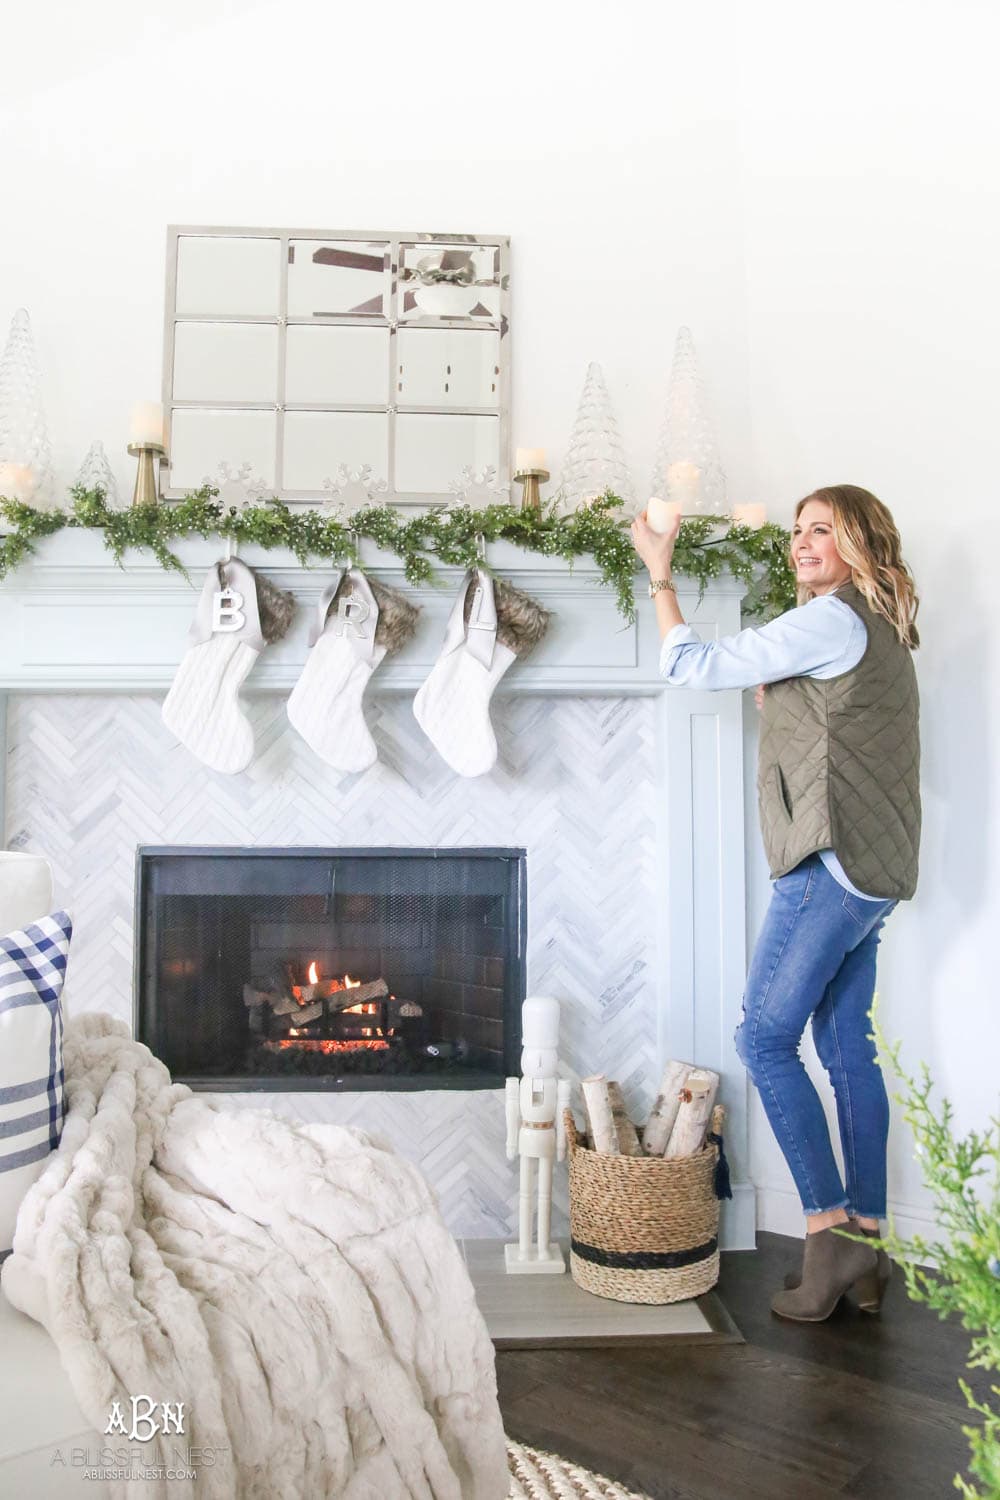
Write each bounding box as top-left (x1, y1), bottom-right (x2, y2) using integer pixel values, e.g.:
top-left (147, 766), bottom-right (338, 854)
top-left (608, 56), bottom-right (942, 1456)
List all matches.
top-left (5, 692), bottom-right (660, 1237)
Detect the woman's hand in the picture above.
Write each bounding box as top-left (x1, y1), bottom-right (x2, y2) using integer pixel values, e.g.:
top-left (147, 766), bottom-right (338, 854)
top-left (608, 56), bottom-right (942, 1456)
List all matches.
top-left (631, 508), bottom-right (681, 576)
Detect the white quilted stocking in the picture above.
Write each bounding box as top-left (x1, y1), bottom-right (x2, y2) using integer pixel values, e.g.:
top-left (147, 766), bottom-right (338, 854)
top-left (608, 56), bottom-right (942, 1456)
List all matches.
top-left (287, 570), bottom-right (387, 772)
top-left (413, 569), bottom-right (515, 777)
top-left (162, 560), bottom-right (266, 774)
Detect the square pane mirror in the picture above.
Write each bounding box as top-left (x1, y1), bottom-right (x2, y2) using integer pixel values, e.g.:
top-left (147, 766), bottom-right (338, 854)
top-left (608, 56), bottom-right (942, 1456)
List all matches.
top-left (169, 409), bottom-right (278, 490)
top-left (163, 227), bottom-right (510, 504)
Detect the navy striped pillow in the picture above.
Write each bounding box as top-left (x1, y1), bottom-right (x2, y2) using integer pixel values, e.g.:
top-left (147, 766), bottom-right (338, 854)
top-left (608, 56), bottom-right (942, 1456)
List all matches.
top-left (0, 910), bottom-right (72, 1253)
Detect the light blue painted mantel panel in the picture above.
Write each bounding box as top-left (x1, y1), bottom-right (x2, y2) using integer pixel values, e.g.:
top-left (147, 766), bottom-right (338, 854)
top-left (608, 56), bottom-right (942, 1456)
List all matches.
top-left (0, 531), bottom-right (747, 693)
top-left (0, 531), bottom-right (756, 1246)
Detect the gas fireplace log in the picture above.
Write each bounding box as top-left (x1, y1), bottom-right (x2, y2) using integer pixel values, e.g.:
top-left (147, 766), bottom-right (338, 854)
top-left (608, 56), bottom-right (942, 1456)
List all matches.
top-left (606, 1081), bottom-right (643, 1157)
top-left (663, 1068), bottom-right (720, 1159)
top-left (270, 993), bottom-right (303, 1016)
top-left (243, 984), bottom-right (273, 1010)
top-left (641, 1060), bottom-right (695, 1155)
top-left (269, 1000), bottom-right (324, 1029)
top-left (581, 1074), bottom-right (620, 1155)
top-left (327, 978), bottom-right (389, 1010)
top-left (292, 1000), bottom-right (323, 1026)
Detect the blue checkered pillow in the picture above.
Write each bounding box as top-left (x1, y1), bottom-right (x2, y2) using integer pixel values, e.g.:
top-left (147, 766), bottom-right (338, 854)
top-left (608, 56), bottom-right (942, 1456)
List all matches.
top-left (0, 910), bottom-right (72, 1253)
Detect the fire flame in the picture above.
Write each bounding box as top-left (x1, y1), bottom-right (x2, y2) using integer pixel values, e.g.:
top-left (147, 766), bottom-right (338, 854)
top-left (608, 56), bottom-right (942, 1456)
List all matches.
top-left (307, 961), bottom-right (319, 985)
top-left (263, 1039), bottom-right (389, 1054)
top-left (345, 974), bottom-right (360, 988)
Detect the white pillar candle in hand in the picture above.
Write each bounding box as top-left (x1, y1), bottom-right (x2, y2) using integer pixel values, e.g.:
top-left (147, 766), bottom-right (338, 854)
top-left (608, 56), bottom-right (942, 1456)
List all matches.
top-left (130, 401), bottom-right (164, 446)
top-left (665, 460), bottom-right (701, 508)
top-left (645, 495), bottom-right (683, 533)
top-left (732, 502), bottom-right (767, 528)
top-left (515, 447), bottom-right (546, 471)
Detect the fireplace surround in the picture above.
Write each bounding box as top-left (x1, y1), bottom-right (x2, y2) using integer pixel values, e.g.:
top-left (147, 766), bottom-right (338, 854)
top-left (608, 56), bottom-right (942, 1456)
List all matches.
top-left (135, 846), bottom-right (526, 1090)
top-left (0, 535), bottom-right (755, 1245)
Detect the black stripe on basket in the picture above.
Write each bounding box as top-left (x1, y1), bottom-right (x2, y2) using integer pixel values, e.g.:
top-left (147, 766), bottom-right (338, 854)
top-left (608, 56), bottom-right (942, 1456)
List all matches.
top-left (570, 1237), bottom-right (718, 1271)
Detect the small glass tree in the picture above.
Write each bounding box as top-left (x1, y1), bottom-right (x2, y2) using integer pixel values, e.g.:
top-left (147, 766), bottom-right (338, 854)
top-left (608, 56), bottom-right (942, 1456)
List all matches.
top-left (75, 441), bottom-right (121, 509)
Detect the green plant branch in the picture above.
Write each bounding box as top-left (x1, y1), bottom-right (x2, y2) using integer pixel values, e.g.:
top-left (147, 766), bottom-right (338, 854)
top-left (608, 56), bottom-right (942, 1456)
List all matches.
top-left (872, 1010), bottom-right (1000, 1496)
top-left (0, 488), bottom-right (797, 622)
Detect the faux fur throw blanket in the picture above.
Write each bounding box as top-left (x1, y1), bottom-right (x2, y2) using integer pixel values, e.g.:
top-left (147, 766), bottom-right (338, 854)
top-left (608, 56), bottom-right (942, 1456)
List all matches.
top-left (2, 1014), bottom-right (508, 1500)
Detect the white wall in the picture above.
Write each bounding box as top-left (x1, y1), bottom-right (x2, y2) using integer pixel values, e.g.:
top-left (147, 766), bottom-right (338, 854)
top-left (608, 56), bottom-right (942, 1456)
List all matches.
top-left (736, 3), bottom-right (1000, 1237)
top-left (2, 0), bottom-right (997, 1238)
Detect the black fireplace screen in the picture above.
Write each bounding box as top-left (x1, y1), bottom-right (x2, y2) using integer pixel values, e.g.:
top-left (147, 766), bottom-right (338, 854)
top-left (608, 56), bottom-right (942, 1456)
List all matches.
top-left (135, 848), bottom-right (525, 1090)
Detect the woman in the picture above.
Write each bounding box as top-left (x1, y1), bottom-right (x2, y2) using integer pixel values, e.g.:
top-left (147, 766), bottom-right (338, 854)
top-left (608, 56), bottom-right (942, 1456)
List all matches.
top-left (631, 484), bottom-right (920, 1322)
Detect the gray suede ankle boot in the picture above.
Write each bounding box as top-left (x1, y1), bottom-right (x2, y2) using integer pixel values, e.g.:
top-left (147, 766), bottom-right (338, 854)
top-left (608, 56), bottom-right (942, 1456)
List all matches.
top-left (771, 1220), bottom-right (878, 1322)
top-left (782, 1224), bottom-right (891, 1312)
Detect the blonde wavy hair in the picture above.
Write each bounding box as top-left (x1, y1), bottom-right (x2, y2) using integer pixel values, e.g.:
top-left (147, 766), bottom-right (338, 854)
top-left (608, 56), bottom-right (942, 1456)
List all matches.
top-left (794, 484), bottom-right (920, 649)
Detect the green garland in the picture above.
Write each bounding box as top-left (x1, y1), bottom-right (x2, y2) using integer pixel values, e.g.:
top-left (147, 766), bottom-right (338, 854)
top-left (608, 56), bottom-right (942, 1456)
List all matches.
top-left (0, 486), bottom-right (796, 622)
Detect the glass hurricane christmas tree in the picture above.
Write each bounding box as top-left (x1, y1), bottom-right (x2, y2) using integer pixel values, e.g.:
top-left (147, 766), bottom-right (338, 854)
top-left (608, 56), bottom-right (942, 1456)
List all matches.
top-left (0, 309), bottom-right (55, 507)
top-left (560, 362), bottom-right (633, 510)
top-left (650, 327), bottom-right (726, 516)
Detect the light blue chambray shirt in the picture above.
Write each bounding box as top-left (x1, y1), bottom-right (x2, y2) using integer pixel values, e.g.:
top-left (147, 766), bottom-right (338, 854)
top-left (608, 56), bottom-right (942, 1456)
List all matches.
top-left (659, 593), bottom-right (883, 901)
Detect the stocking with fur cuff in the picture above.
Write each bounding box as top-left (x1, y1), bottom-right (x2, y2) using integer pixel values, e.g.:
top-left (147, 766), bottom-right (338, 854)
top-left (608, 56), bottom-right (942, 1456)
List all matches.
top-left (288, 568), bottom-right (419, 772)
top-left (413, 569), bottom-right (550, 777)
top-left (162, 558), bottom-right (294, 774)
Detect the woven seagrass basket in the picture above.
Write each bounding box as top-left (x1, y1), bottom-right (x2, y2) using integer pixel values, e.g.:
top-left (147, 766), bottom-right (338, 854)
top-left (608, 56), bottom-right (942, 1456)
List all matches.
top-left (565, 1103), bottom-right (725, 1304)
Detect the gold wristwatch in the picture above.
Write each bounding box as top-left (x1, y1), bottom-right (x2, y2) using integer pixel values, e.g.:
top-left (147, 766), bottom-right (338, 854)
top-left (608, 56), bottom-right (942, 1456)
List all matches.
top-left (648, 577), bottom-right (676, 598)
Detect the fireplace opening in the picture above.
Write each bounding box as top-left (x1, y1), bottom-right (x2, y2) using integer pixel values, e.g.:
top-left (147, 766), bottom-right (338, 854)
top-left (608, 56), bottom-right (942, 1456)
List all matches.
top-left (135, 847), bottom-right (526, 1090)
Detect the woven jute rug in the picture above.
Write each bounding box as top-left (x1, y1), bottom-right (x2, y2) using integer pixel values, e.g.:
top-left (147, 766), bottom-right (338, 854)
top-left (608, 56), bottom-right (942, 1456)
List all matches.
top-left (507, 1438), bottom-right (651, 1499)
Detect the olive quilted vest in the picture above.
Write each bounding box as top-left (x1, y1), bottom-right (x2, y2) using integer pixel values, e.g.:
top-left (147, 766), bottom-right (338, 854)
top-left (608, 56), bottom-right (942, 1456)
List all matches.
top-left (757, 581), bottom-right (920, 900)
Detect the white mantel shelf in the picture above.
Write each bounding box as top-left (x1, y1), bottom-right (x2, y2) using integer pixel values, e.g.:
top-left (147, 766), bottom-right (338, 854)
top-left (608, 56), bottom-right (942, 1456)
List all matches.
top-left (0, 531), bottom-right (748, 694)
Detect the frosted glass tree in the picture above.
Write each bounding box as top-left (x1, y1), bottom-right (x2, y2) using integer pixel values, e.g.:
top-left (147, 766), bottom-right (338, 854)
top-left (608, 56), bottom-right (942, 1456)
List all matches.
top-left (650, 327), bottom-right (726, 515)
top-left (0, 309), bottom-right (55, 506)
top-left (559, 362), bottom-right (633, 510)
top-left (75, 441), bottom-right (121, 509)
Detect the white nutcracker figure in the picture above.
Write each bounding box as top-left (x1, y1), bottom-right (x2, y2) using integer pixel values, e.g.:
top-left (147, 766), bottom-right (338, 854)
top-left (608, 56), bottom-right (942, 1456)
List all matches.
top-left (505, 995), bottom-right (572, 1273)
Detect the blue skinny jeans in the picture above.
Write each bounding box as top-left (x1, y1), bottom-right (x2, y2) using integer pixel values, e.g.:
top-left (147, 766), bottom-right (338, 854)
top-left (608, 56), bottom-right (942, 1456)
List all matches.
top-left (734, 854), bottom-right (896, 1218)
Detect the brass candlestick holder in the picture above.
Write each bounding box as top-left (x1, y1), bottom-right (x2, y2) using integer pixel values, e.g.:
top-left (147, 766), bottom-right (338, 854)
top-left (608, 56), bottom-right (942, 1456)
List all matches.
top-left (127, 442), bottom-right (166, 507)
top-left (513, 466), bottom-right (550, 513)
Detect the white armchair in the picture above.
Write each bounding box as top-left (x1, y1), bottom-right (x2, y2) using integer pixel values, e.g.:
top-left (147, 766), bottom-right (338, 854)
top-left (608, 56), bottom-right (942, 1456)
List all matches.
top-left (0, 850), bottom-right (53, 933)
top-left (0, 852), bottom-right (104, 1496)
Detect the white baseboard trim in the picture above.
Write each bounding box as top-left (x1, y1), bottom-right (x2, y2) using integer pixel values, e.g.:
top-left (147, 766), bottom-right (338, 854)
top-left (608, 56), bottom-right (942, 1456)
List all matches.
top-left (756, 1184), bottom-right (940, 1245)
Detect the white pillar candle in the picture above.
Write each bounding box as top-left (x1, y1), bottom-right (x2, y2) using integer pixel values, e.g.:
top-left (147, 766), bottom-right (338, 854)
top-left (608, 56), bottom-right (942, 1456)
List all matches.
top-left (130, 401), bottom-right (164, 447)
top-left (732, 503), bottom-right (767, 528)
top-left (645, 495), bottom-right (683, 533)
top-left (515, 447), bottom-right (546, 471)
top-left (0, 462), bottom-right (35, 502)
top-left (665, 460), bottom-right (701, 508)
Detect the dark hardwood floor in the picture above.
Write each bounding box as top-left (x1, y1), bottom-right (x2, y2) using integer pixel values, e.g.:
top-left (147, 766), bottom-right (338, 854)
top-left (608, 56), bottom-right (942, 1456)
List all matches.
top-left (495, 1232), bottom-right (981, 1499)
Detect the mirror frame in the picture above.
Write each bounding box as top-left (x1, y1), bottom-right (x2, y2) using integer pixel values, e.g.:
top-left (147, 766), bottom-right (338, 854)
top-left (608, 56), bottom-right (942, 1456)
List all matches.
top-left (162, 225), bottom-right (511, 505)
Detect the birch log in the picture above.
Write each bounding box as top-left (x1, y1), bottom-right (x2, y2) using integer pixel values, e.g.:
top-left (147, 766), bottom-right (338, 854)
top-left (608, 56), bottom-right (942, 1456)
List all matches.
top-left (581, 1075), bottom-right (620, 1155)
top-left (663, 1068), bottom-right (720, 1158)
top-left (606, 1081), bottom-right (643, 1157)
top-left (641, 1060), bottom-right (694, 1155)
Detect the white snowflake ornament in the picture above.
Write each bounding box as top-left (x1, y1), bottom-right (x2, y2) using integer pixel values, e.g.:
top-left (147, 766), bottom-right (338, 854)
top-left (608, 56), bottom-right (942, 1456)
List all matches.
top-left (321, 464), bottom-right (388, 515)
top-left (447, 465), bottom-right (510, 510)
top-left (204, 462), bottom-right (271, 516)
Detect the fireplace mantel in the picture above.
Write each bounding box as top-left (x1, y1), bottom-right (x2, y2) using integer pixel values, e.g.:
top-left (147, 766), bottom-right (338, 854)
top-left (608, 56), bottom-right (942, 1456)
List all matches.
top-left (0, 531), bottom-right (757, 1247)
top-left (0, 530), bottom-right (748, 694)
